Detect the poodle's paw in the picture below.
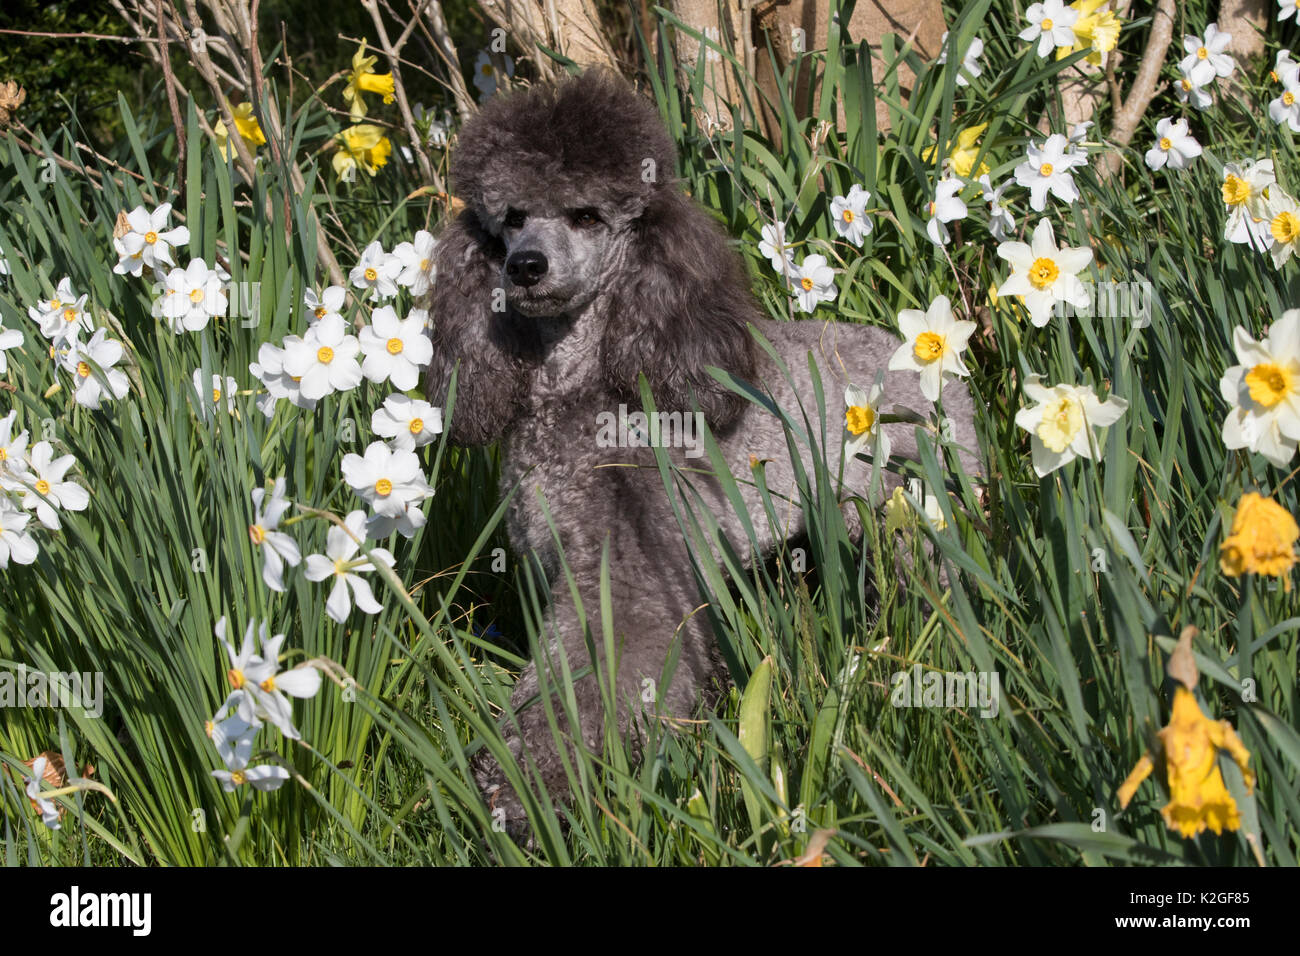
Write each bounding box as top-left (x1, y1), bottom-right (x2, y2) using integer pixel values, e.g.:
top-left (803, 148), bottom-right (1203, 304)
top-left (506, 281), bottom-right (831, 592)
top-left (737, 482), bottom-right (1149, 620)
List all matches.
top-left (471, 746), bottom-right (535, 846)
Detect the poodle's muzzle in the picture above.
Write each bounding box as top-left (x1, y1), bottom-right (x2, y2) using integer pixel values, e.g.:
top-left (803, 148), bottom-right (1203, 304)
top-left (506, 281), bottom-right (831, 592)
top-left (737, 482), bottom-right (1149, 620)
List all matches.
top-left (498, 212), bottom-right (613, 317)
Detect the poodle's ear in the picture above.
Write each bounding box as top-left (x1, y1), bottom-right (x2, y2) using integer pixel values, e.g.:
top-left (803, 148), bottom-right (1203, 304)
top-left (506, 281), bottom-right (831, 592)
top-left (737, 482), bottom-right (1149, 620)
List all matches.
top-left (601, 192), bottom-right (759, 425)
top-left (424, 210), bottom-right (536, 445)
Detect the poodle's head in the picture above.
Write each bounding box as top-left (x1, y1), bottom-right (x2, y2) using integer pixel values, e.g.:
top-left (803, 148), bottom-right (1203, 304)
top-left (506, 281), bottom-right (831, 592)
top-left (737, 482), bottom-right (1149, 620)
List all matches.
top-left (450, 69), bottom-right (676, 316)
top-left (432, 69), bottom-right (758, 429)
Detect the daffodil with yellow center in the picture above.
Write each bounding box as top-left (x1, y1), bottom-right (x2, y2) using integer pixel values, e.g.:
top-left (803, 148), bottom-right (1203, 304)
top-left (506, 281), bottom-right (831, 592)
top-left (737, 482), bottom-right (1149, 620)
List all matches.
top-left (1036, 394), bottom-right (1084, 453)
top-left (1220, 308), bottom-right (1300, 467)
top-left (842, 381), bottom-right (891, 463)
top-left (1014, 375), bottom-right (1128, 476)
top-left (374, 477), bottom-right (393, 496)
top-left (1219, 491), bottom-right (1299, 589)
top-left (212, 102), bottom-right (267, 161)
top-left (1119, 686), bottom-right (1255, 839)
top-left (1055, 0), bottom-right (1123, 65)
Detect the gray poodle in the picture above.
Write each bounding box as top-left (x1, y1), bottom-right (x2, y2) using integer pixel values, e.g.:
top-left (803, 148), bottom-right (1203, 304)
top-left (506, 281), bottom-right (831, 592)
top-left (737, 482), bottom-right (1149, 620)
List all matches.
top-left (423, 70), bottom-right (981, 835)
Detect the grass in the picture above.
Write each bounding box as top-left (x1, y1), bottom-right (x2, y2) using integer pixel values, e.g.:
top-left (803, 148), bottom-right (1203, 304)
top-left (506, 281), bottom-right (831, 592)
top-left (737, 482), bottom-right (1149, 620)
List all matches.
top-left (0, 0), bottom-right (1297, 865)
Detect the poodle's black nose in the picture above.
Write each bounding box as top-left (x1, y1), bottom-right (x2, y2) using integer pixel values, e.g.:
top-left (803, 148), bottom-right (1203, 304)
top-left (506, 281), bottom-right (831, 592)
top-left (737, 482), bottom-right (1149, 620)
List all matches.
top-left (506, 250), bottom-right (548, 287)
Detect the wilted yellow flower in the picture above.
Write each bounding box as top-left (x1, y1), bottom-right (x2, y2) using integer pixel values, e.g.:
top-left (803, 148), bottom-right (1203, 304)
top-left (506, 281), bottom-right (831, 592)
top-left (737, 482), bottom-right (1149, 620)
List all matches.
top-left (343, 41), bottom-right (396, 122)
top-left (1119, 686), bottom-right (1255, 839)
top-left (332, 123), bottom-right (392, 180)
top-left (1058, 0), bottom-right (1123, 66)
top-left (213, 102), bottom-right (267, 160)
top-left (1219, 492), bottom-right (1299, 590)
top-left (922, 123), bottom-right (989, 179)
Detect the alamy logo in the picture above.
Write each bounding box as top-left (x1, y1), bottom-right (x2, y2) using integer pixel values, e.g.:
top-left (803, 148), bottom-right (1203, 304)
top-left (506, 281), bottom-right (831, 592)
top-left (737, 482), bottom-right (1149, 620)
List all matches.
top-left (0, 666), bottom-right (103, 718)
top-left (49, 886), bottom-right (151, 936)
top-left (890, 664), bottom-right (1000, 718)
top-left (595, 404), bottom-right (706, 459)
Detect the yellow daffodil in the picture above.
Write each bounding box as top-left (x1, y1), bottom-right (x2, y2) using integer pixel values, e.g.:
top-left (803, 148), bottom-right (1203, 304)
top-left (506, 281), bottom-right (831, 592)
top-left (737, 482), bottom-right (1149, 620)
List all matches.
top-left (332, 124), bottom-right (393, 180)
top-left (923, 123), bottom-right (990, 179)
top-left (212, 102), bottom-right (267, 161)
top-left (343, 41), bottom-right (396, 122)
top-left (1219, 492), bottom-right (1299, 590)
top-left (1119, 686), bottom-right (1255, 839)
top-left (1057, 0), bottom-right (1122, 66)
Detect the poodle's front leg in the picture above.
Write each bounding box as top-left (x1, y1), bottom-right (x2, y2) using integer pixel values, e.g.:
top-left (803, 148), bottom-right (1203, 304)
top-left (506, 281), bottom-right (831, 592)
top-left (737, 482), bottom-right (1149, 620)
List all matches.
top-left (474, 538), bottom-right (720, 840)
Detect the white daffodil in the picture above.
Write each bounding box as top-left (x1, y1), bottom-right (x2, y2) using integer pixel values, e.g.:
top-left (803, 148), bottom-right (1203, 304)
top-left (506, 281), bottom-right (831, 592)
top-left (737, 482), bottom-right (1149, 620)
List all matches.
top-left (250, 340), bottom-right (317, 417)
top-left (0, 496), bottom-right (38, 568)
top-left (996, 219), bottom-right (1092, 328)
top-left (372, 393), bottom-right (443, 452)
top-left (1067, 121), bottom-right (1092, 150)
top-left (473, 48), bottom-right (514, 100)
top-left (63, 329), bottom-right (130, 408)
top-left (937, 31), bottom-right (983, 86)
top-left (207, 706), bottom-right (256, 770)
top-left (1273, 48), bottom-right (1299, 83)
top-left (25, 757), bottom-right (60, 830)
top-left (161, 258), bottom-right (227, 333)
top-left (887, 294), bottom-right (977, 403)
top-left (304, 509), bottom-right (396, 623)
top-left (113, 202), bottom-right (190, 277)
top-left (366, 498), bottom-right (428, 540)
top-left (211, 761), bottom-right (290, 792)
top-left (1220, 309), bottom-right (1300, 468)
top-left (249, 477), bottom-right (302, 592)
top-left (0, 321), bottom-right (22, 374)
top-left (830, 184), bottom-right (872, 246)
top-left (789, 254), bottom-right (837, 313)
top-left (1179, 23), bottom-right (1234, 88)
top-left (843, 380), bottom-right (891, 464)
top-left (1020, 0), bottom-right (1079, 58)
top-left (1014, 375), bottom-right (1128, 476)
top-left (907, 478), bottom-right (950, 533)
top-left (349, 240), bottom-right (402, 300)
top-left (239, 628), bottom-right (322, 741)
top-left (1014, 133), bottom-right (1084, 212)
top-left (1222, 160), bottom-right (1276, 251)
top-left (1174, 76), bottom-right (1213, 110)
top-left (216, 617), bottom-right (268, 728)
top-left (341, 441), bottom-right (434, 520)
top-left (0, 245), bottom-right (9, 277)
top-left (19, 441), bottom-right (88, 530)
top-left (1270, 75), bottom-right (1300, 132)
top-left (979, 174), bottom-right (1015, 241)
top-left (303, 285), bottom-right (346, 325)
top-left (359, 305), bottom-right (434, 391)
top-left (282, 314), bottom-right (363, 401)
top-left (758, 221), bottom-right (796, 277)
top-left (415, 103), bottom-right (452, 147)
top-left (1265, 189), bottom-right (1300, 268)
top-left (31, 278), bottom-right (93, 347)
top-left (392, 230), bottom-right (438, 295)
top-left (1282, 0), bottom-right (1300, 24)
top-left (192, 369), bottom-right (240, 421)
top-left (1144, 117), bottom-right (1202, 171)
top-left (28, 278), bottom-right (78, 331)
top-left (0, 411), bottom-right (32, 490)
top-left (926, 177), bottom-right (968, 245)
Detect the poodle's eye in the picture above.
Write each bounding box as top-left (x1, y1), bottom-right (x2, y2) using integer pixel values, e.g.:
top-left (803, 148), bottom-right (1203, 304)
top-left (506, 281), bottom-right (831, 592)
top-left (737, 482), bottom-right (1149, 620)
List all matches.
top-left (504, 208), bottom-right (527, 229)
top-left (570, 208), bottom-right (602, 228)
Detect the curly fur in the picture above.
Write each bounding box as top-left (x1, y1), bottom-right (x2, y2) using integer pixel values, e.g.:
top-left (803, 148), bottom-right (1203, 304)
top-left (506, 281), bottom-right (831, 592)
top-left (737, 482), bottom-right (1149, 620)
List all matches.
top-left (424, 70), bottom-right (982, 838)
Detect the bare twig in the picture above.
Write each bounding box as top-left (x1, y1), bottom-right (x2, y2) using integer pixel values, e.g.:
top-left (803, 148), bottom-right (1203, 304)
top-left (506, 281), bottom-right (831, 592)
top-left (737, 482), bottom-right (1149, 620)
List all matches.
top-left (156, 0), bottom-right (187, 170)
top-left (1100, 0), bottom-right (1176, 178)
top-left (360, 0), bottom-right (440, 189)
